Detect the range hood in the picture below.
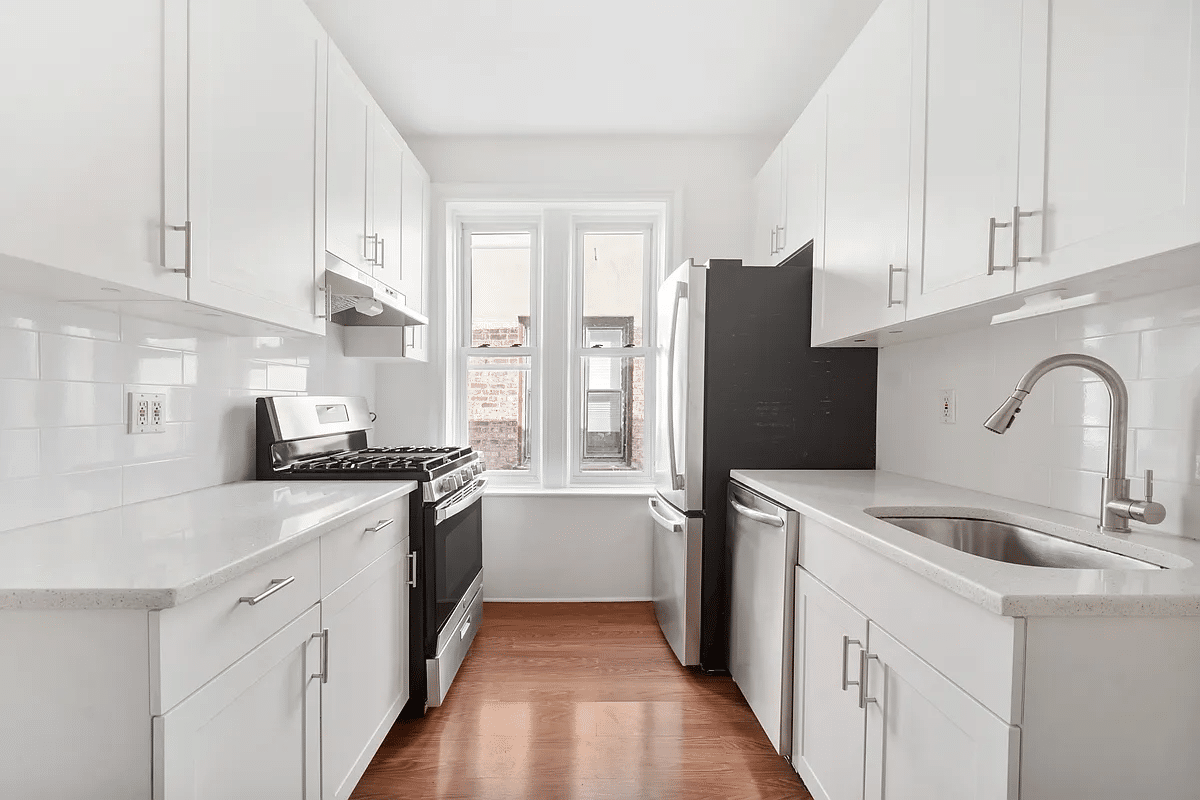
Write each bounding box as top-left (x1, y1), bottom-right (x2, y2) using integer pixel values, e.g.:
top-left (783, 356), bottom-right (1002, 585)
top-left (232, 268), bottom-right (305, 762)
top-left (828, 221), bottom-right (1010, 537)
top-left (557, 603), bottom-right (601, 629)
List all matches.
top-left (324, 257), bottom-right (428, 328)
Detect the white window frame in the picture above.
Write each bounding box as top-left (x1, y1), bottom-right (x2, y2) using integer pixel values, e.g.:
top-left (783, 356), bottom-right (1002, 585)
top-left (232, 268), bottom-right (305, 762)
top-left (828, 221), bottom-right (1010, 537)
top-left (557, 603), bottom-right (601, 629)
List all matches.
top-left (447, 200), bottom-right (667, 489)
top-left (457, 218), bottom-right (543, 486)
top-left (568, 219), bottom-right (658, 485)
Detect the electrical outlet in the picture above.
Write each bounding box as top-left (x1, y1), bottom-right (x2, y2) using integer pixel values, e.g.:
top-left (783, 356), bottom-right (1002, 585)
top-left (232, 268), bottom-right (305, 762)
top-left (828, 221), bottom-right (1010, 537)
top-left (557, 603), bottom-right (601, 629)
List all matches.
top-left (129, 392), bottom-right (167, 434)
top-left (940, 389), bottom-right (956, 424)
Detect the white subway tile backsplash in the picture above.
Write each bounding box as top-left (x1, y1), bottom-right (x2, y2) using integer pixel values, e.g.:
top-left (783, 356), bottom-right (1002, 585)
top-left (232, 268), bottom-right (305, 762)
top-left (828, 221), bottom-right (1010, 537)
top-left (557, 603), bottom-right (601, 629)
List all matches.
top-left (0, 329), bottom-right (38, 379)
top-left (880, 284), bottom-right (1200, 540)
top-left (0, 292), bottom-right (376, 533)
top-left (0, 430), bottom-right (40, 478)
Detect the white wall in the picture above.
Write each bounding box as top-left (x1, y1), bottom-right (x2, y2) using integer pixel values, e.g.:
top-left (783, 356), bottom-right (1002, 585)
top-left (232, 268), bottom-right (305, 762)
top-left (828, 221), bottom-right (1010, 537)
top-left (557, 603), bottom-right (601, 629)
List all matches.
top-left (0, 292), bottom-right (374, 534)
top-left (482, 494), bottom-right (653, 601)
top-left (376, 135), bottom-right (764, 600)
top-left (878, 284), bottom-right (1200, 540)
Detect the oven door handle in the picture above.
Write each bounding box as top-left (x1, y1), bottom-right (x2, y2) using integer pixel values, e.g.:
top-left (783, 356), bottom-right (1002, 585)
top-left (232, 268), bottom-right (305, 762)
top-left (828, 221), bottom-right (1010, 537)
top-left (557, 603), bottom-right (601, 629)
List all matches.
top-left (435, 478), bottom-right (488, 524)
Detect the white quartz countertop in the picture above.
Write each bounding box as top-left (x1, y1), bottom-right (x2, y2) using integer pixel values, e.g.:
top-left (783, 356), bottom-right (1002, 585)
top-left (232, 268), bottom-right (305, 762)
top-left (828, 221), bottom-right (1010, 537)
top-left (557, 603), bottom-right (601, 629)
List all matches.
top-left (730, 469), bottom-right (1200, 617)
top-left (0, 481), bottom-right (416, 611)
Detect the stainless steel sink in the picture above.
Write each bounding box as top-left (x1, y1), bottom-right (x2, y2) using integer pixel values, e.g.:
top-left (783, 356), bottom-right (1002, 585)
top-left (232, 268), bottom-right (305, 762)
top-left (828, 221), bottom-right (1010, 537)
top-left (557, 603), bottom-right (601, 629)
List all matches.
top-left (873, 515), bottom-right (1162, 570)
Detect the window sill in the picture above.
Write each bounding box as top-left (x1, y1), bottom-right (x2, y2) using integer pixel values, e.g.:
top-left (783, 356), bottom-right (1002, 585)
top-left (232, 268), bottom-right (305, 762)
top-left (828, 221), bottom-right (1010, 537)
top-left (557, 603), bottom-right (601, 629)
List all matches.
top-left (484, 485), bottom-right (657, 498)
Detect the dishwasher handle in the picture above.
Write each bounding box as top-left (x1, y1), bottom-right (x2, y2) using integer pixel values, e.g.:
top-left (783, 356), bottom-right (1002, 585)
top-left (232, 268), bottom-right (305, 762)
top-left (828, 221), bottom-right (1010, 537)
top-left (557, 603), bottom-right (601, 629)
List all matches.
top-left (729, 495), bottom-right (785, 528)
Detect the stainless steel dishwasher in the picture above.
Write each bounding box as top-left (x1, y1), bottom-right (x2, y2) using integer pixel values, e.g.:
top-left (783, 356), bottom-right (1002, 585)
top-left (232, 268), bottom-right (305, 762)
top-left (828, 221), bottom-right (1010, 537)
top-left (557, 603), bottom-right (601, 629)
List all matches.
top-left (727, 482), bottom-right (800, 758)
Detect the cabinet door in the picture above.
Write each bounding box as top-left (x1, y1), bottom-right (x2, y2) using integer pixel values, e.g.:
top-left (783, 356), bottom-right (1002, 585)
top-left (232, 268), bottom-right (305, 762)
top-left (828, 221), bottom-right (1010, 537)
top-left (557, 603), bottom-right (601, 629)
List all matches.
top-left (1015, 0), bottom-right (1200, 291)
top-left (0, 0), bottom-right (186, 299)
top-left (906, 0), bottom-right (1022, 319)
top-left (783, 94), bottom-right (828, 259)
top-left (864, 623), bottom-right (1018, 800)
top-left (371, 115), bottom-right (405, 293)
top-left (400, 146), bottom-right (430, 311)
top-left (321, 542), bottom-right (410, 800)
top-left (793, 568), bottom-right (868, 800)
top-left (816, 0), bottom-right (911, 344)
top-left (154, 605), bottom-right (322, 800)
top-left (185, 0), bottom-right (326, 334)
top-left (751, 145), bottom-right (785, 266)
top-left (326, 45), bottom-right (374, 275)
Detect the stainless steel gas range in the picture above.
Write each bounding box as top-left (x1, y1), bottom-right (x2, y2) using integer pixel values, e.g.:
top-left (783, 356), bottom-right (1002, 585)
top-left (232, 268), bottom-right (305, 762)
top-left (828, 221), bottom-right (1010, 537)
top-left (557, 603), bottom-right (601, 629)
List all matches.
top-left (255, 395), bottom-right (485, 713)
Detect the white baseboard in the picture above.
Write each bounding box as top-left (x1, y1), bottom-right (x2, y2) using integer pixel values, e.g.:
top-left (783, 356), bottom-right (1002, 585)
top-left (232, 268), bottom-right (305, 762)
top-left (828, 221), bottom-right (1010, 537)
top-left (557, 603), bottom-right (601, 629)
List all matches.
top-left (483, 596), bottom-right (653, 603)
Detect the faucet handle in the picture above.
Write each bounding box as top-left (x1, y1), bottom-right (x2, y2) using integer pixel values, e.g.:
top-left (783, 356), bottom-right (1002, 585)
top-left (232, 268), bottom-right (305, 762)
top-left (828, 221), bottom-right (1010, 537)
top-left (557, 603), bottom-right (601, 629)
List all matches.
top-left (1145, 469), bottom-right (1154, 503)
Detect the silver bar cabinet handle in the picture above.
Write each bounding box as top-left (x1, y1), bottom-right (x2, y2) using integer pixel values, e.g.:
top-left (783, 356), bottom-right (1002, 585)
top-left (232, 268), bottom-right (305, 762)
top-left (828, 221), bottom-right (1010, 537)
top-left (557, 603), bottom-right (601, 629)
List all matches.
top-left (770, 227), bottom-right (778, 256)
top-left (311, 628), bottom-right (329, 684)
top-left (1012, 205), bottom-right (1035, 267)
top-left (841, 635), bottom-right (863, 691)
top-left (886, 264), bottom-right (904, 307)
top-left (365, 518), bottom-right (394, 533)
top-left (776, 225), bottom-right (786, 254)
top-left (238, 576), bottom-right (295, 606)
top-left (858, 650), bottom-right (881, 708)
top-left (408, 552), bottom-right (418, 588)
top-left (729, 496), bottom-right (785, 528)
top-left (987, 216), bottom-right (1011, 276)
top-left (378, 237), bottom-right (386, 269)
top-left (365, 233), bottom-right (379, 265)
top-left (167, 221), bottom-right (191, 277)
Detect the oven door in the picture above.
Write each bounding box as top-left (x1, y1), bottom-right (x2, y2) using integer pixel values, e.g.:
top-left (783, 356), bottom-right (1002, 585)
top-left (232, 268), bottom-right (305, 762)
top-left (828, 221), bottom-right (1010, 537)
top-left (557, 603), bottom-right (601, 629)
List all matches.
top-left (424, 477), bottom-right (486, 650)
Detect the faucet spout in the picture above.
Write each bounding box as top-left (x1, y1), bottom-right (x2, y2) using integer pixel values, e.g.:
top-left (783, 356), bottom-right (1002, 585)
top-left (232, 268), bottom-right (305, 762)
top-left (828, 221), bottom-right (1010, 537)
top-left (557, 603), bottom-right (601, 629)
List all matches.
top-left (984, 354), bottom-right (1162, 534)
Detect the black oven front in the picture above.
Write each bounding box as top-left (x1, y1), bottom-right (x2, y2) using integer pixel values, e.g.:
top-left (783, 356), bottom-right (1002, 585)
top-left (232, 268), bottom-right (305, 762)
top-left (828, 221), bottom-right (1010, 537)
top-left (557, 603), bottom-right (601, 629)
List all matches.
top-left (421, 479), bottom-right (485, 652)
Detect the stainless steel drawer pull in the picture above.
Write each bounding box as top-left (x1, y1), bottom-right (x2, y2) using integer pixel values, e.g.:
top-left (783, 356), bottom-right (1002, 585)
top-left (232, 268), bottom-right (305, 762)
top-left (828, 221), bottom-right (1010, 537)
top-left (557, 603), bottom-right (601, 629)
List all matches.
top-left (858, 650), bottom-right (880, 708)
top-left (841, 635), bottom-right (863, 691)
top-left (365, 518), bottom-right (394, 533)
top-left (987, 216), bottom-right (1011, 275)
top-left (408, 552), bottom-right (418, 588)
top-left (459, 615), bottom-right (472, 639)
top-left (311, 628), bottom-right (329, 684)
top-left (729, 496), bottom-right (784, 528)
top-left (238, 576), bottom-right (295, 606)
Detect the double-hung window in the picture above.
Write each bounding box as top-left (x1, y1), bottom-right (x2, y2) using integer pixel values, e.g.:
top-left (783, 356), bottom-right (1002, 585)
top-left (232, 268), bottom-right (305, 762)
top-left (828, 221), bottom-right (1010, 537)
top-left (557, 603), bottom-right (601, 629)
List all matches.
top-left (453, 202), bottom-right (666, 488)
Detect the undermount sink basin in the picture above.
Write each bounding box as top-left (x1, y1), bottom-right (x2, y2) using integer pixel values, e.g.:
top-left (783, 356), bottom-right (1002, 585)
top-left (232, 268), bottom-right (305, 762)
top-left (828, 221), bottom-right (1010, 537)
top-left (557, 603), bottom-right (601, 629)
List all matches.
top-left (871, 514), bottom-right (1163, 570)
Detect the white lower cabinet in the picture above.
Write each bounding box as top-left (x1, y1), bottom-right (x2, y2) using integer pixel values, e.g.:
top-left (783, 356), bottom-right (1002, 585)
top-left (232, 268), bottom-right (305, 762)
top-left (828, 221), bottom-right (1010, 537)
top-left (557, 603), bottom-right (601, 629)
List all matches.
top-left (863, 623), bottom-right (1018, 800)
top-left (320, 542), bottom-right (410, 800)
top-left (794, 567), bottom-right (1019, 800)
top-left (154, 605), bottom-right (323, 800)
top-left (793, 568), bottom-right (868, 800)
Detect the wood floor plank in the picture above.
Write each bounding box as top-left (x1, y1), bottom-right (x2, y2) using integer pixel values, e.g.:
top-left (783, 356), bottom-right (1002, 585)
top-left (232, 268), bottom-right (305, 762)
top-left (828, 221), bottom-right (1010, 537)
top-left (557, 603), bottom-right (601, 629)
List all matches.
top-left (350, 602), bottom-right (813, 800)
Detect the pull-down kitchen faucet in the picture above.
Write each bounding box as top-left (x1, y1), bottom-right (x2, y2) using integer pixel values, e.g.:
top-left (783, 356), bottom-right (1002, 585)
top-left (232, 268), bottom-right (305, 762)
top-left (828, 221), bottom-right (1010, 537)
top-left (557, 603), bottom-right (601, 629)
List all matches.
top-left (984, 353), bottom-right (1166, 534)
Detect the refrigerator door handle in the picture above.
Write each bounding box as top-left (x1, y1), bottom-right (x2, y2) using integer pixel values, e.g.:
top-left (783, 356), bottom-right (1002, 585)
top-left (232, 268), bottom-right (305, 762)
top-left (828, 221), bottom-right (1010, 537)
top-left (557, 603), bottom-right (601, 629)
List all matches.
top-left (666, 281), bottom-right (688, 491)
top-left (648, 497), bottom-right (684, 533)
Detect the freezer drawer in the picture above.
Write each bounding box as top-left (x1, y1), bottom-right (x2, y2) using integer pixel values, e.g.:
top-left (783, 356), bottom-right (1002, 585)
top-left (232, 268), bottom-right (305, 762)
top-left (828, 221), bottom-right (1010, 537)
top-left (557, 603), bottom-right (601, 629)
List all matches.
top-left (728, 482), bottom-right (800, 757)
top-left (649, 495), bottom-right (702, 666)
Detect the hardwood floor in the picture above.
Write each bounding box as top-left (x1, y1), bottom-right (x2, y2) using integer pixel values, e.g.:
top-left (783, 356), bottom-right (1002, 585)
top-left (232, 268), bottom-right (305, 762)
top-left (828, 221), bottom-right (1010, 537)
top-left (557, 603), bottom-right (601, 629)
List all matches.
top-left (351, 602), bottom-right (813, 800)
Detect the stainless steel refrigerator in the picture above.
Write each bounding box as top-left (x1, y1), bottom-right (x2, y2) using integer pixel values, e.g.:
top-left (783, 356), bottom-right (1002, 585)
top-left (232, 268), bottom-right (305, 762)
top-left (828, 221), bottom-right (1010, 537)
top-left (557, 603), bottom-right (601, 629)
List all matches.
top-left (649, 249), bottom-right (877, 672)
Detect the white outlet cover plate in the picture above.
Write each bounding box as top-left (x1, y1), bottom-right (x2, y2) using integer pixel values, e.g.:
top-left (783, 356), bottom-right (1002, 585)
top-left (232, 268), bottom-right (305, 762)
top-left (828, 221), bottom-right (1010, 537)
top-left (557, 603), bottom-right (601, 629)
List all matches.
top-left (129, 392), bottom-right (167, 434)
top-left (940, 389), bottom-right (956, 424)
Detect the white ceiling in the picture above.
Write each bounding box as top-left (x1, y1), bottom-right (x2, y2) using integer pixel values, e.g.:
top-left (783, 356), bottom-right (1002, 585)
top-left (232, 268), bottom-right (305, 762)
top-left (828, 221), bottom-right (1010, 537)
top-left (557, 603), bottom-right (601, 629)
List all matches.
top-left (304, 0), bottom-right (883, 138)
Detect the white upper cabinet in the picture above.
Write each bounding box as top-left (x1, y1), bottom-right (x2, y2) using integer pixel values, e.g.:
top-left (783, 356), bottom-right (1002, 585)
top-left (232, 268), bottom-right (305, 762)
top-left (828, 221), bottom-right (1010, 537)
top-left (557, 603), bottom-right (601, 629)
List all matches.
top-left (326, 45), bottom-right (375, 276)
top-left (782, 95), bottom-right (828, 259)
top-left (182, 0), bottom-right (327, 334)
top-left (1015, 0), bottom-right (1200, 291)
top-left (371, 118), bottom-right (406, 294)
top-left (906, 0), bottom-right (1024, 319)
top-left (814, 0), bottom-right (912, 345)
top-left (400, 146), bottom-right (430, 313)
top-left (0, 0), bottom-right (186, 299)
top-left (751, 144), bottom-right (787, 266)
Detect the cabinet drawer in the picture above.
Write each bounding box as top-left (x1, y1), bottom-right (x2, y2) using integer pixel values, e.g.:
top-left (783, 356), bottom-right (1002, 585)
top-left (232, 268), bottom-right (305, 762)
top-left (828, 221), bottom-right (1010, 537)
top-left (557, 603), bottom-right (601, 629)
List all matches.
top-left (151, 540), bottom-right (320, 715)
top-left (321, 498), bottom-right (409, 596)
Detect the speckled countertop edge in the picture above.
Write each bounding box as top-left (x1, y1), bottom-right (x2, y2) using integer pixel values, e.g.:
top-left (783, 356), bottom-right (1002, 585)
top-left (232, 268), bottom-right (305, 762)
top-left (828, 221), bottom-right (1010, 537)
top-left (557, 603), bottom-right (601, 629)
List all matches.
top-left (0, 482), bottom-right (417, 611)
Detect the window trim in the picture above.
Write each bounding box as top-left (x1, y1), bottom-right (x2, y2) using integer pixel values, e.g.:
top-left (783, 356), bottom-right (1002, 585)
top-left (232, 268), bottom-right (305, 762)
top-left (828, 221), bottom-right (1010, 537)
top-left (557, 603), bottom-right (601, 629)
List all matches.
top-left (446, 199), bottom-right (669, 489)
